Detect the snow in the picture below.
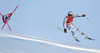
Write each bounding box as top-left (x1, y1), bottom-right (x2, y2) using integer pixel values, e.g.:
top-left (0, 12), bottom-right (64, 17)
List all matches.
top-left (0, 30), bottom-right (100, 53)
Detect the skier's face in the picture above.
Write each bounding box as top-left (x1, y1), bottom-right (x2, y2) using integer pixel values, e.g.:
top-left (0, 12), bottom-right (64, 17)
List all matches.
top-left (68, 14), bottom-right (73, 17)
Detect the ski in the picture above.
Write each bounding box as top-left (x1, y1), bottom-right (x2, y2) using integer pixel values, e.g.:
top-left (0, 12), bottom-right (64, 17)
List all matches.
top-left (86, 38), bottom-right (95, 41)
top-left (76, 39), bottom-right (80, 42)
top-left (47, 24), bottom-right (64, 32)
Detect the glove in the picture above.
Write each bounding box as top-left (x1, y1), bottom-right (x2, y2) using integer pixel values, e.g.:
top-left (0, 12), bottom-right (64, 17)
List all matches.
top-left (82, 14), bottom-right (86, 17)
top-left (64, 29), bottom-right (67, 33)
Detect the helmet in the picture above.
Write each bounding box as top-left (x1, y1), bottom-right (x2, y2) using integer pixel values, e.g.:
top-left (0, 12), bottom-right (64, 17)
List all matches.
top-left (68, 11), bottom-right (73, 15)
top-left (68, 11), bottom-right (73, 17)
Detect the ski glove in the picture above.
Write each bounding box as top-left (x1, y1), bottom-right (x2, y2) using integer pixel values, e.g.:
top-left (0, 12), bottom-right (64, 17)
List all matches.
top-left (82, 14), bottom-right (86, 17)
top-left (64, 29), bottom-right (67, 33)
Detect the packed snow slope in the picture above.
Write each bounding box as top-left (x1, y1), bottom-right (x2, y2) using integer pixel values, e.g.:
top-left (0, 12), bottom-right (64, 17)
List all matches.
top-left (0, 30), bottom-right (100, 53)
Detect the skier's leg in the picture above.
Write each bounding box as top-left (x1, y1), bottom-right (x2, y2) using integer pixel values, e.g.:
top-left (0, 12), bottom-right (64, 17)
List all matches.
top-left (68, 25), bottom-right (80, 42)
top-left (74, 25), bottom-right (94, 40)
top-left (71, 31), bottom-right (80, 42)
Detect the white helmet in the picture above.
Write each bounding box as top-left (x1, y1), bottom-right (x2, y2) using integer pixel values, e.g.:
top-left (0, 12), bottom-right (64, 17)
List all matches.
top-left (68, 11), bottom-right (73, 15)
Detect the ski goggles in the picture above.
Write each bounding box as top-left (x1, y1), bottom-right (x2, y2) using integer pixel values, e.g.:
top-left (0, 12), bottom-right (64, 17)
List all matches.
top-left (68, 14), bottom-right (73, 16)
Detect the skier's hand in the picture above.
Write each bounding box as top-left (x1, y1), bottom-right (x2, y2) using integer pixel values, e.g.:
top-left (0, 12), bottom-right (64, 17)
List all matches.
top-left (82, 14), bottom-right (86, 17)
top-left (64, 29), bottom-right (67, 33)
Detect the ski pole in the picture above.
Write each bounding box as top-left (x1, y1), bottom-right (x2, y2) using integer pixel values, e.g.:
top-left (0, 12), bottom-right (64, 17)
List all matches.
top-left (47, 24), bottom-right (64, 32)
top-left (86, 17), bottom-right (96, 25)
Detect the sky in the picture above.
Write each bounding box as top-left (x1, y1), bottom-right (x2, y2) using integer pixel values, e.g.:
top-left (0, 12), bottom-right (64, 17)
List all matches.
top-left (0, 0), bottom-right (100, 48)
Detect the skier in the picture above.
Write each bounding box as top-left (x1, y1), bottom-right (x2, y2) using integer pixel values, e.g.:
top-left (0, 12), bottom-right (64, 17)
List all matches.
top-left (63, 11), bottom-right (94, 42)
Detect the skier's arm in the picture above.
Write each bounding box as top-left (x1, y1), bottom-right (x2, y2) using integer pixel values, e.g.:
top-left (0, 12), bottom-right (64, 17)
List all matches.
top-left (73, 14), bottom-right (86, 17)
top-left (63, 17), bottom-right (67, 33)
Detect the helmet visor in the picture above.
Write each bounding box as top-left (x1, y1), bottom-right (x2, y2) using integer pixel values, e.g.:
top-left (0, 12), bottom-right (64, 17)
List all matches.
top-left (68, 14), bottom-right (73, 16)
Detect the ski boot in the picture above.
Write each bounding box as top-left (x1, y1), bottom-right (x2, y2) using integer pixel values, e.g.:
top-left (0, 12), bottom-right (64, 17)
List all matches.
top-left (84, 35), bottom-right (95, 41)
top-left (73, 36), bottom-right (80, 42)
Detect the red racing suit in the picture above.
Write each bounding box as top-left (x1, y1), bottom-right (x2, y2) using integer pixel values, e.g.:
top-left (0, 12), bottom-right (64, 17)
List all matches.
top-left (63, 16), bottom-right (74, 29)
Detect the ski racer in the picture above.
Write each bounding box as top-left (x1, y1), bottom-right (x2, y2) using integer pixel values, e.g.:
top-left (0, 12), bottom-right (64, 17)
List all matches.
top-left (63, 11), bottom-right (94, 42)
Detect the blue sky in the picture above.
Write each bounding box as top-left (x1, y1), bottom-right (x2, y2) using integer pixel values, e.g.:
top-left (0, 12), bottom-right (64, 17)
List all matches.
top-left (0, 0), bottom-right (100, 47)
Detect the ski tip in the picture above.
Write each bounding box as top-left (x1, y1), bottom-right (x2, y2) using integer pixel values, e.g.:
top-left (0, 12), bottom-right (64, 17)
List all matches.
top-left (77, 41), bottom-right (80, 42)
top-left (92, 39), bottom-right (95, 41)
top-left (76, 41), bottom-right (80, 42)
top-left (75, 40), bottom-right (80, 42)
top-left (84, 38), bottom-right (95, 41)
